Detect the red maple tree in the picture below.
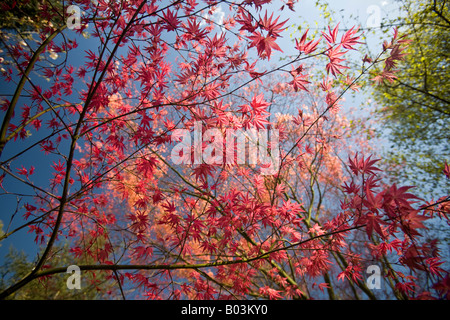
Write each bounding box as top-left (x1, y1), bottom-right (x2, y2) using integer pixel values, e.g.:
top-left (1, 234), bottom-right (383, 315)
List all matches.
top-left (0, 0), bottom-right (448, 300)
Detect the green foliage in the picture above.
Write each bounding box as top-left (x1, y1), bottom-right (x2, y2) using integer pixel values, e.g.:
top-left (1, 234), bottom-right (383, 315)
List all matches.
top-left (0, 0), bottom-right (64, 33)
top-left (0, 244), bottom-right (117, 300)
top-left (371, 0), bottom-right (450, 195)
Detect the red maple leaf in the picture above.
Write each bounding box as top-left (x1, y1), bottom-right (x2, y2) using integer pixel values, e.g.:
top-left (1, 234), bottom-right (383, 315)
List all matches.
top-left (191, 163), bottom-right (215, 182)
top-left (356, 212), bottom-right (386, 238)
top-left (401, 246), bottom-right (427, 271)
top-left (290, 75), bottom-right (309, 92)
top-left (289, 64), bottom-right (309, 92)
top-left (236, 9), bottom-right (257, 33)
top-left (259, 11), bottom-right (288, 38)
top-left (325, 44), bottom-right (349, 77)
top-left (383, 184), bottom-right (421, 210)
top-left (251, 113), bottom-right (271, 129)
top-left (444, 162), bottom-right (450, 179)
top-left (250, 93), bottom-right (271, 114)
top-left (340, 26), bottom-right (361, 50)
top-left (132, 246), bottom-right (153, 260)
top-left (426, 257), bottom-right (445, 277)
top-left (162, 9), bottom-right (181, 32)
top-left (248, 31), bottom-right (283, 59)
top-left (348, 153), bottom-right (381, 176)
top-left (183, 17), bottom-right (208, 41)
top-left (322, 23), bottom-right (340, 44)
top-left (400, 210), bottom-right (429, 237)
top-left (395, 280), bottom-right (416, 295)
top-left (17, 166), bottom-right (28, 176)
top-left (433, 274), bottom-right (450, 299)
top-left (295, 29), bottom-right (321, 54)
top-left (259, 286), bottom-right (283, 300)
top-left (244, 60), bottom-right (266, 79)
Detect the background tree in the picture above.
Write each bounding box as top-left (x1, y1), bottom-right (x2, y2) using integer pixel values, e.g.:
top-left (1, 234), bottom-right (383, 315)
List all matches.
top-left (0, 0), bottom-right (64, 33)
top-left (0, 243), bottom-right (119, 299)
top-left (369, 0), bottom-right (450, 195)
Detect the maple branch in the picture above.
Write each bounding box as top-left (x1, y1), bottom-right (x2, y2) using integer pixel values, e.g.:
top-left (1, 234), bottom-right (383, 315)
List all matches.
top-left (0, 220), bottom-right (370, 300)
top-left (113, 269), bottom-right (126, 300)
top-left (150, 148), bottom-right (306, 297)
top-left (0, 164), bottom-right (59, 200)
top-left (4, 104), bottom-right (69, 143)
top-left (0, 24), bottom-right (66, 159)
top-left (433, 0), bottom-right (450, 26)
top-left (1, 0), bottom-right (446, 301)
top-left (0, 0), bottom-right (150, 300)
top-left (267, 48), bottom-right (389, 218)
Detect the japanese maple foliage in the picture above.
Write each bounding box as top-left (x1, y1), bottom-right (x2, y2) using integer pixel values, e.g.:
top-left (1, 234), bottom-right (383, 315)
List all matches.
top-left (0, 0), bottom-right (448, 300)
